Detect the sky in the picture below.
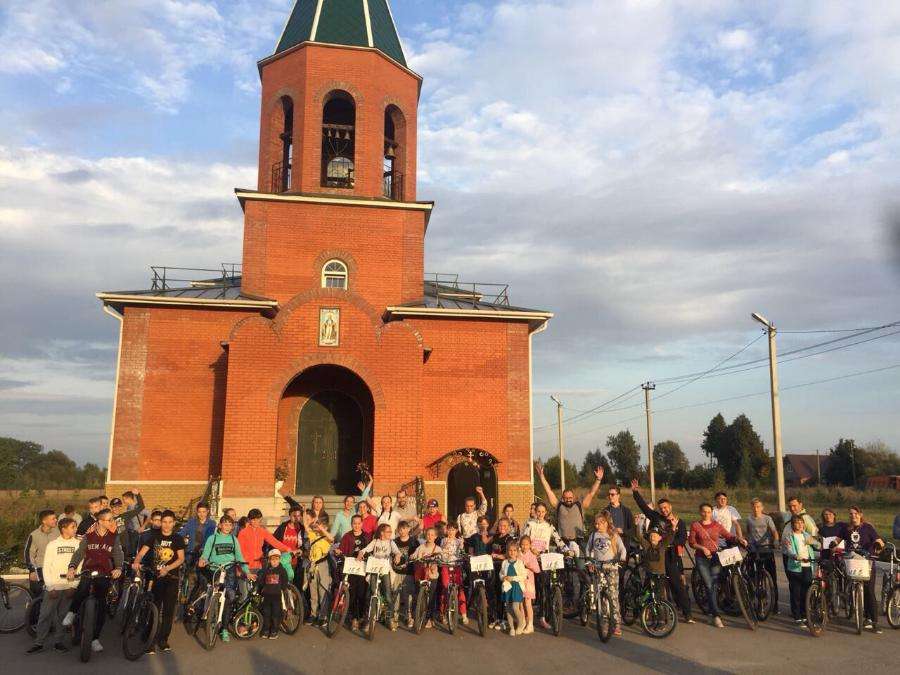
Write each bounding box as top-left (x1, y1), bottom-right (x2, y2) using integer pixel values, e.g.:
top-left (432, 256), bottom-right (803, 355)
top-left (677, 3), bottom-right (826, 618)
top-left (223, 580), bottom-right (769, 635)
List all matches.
top-left (1, 0), bottom-right (899, 469)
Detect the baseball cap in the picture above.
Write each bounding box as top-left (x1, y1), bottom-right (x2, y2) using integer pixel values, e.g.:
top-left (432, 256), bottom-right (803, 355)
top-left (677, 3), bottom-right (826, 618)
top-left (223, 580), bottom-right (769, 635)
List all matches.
top-left (110, 498), bottom-right (123, 507)
top-left (267, 549), bottom-right (281, 559)
top-left (427, 499), bottom-right (438, 508)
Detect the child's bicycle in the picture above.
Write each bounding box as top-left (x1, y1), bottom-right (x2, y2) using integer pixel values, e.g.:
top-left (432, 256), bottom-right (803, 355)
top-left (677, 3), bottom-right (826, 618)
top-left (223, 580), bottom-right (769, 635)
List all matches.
top-left (635, 571), bottom-right (677, 638)
top-left (229, 583), bottom-right (263, 640)
top-left (539, 551), bottom-right (567, 636)
top-left (582, 560), bottom-right (620, 642)
top-left (412, 555), bottom-right (441, 634)
top-left (362, 555), bottom-right (394, 641)
top-left (466, 553), bottom-right (493, 637)
top-left (436, 556), bottom-right (464, 635)
top-left (326, 554), bottom-right (364, 638)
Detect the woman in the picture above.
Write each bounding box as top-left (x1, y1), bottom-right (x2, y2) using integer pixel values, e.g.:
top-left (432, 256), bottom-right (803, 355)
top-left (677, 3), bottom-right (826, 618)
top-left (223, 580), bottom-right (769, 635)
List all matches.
top-left (688, 502), bottom-right (746, 628)
top-left (838, 506), bottom-right (884, 634)
top-left (782, 515), bottom-right (819, 624)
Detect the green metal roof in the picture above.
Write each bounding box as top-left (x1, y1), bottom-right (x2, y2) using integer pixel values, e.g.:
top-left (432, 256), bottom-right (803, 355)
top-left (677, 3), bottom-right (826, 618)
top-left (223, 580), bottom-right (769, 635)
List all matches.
top-left (275, 0), bottom-right (407, 67)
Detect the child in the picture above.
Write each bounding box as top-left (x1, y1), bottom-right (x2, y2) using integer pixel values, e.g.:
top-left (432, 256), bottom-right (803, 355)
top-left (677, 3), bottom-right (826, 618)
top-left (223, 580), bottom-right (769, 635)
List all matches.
top-left (585, 511), bottom-right (626, 637)
top-left (392, 520), bottom-right (419, 628)
top-left (26, 517), bottom-right (79, 654)
top-left (422, 499), bottom-right (444, 533)
top-left (783, 514), bottom-right (820, 624)
top-left (357, 523), bottom-right (402, 630)
top-left (435, 520), bottom-right (448, 544)
top-left (410, 526), bottom-right (442, 628)
top-left (467, 516), bottom-right (498, 627)
top-left (522, 503), bottom-right (565, 630)
top-left (307, 513), bottom-right (334, 627)
top-left (490, 518), bottom-right (514, 630)
top-left (257, 549), bottom-right (288, 639)
top-left (439, 521), bottom-right (468, 624)
top-left (518, 535), bottom-right (540, 634)
top-left (501, 541), bottom-right (527, 635)
top-left (456, 486), bottom-right (488, 538)
top-left (358, 501), bottom-right (379, 537)
top-left (198, 515), bottom-right (252, 643)
top-left (339, 514), bottom-right (370, 631)
top-left (367, 494), bottom-right (402, 532)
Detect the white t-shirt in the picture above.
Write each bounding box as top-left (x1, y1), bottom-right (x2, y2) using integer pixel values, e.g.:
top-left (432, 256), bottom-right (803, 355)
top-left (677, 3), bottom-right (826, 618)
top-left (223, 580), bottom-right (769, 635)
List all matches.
top-left (376, 509), bottom-right (402, 532)
top-left (713, 505), bottom-right (741, 535)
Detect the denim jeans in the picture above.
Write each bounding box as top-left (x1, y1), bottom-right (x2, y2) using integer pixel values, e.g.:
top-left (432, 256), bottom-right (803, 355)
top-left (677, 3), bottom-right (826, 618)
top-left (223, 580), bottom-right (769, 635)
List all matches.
top-left (695, 554), bottom-right (722, 617)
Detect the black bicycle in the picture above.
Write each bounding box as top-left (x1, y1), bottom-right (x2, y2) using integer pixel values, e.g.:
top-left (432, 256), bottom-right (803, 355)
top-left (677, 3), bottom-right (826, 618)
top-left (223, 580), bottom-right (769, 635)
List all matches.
top-left (412, 555), bottom-right (441, 634)
top-left (742, 544), bottom-right (777, 622)
top-left (66, 570), bottom-right (114, 663)
top-left (539, 551), bottom-right (566, 636)
top-left (692, 547), bottom-right (756, 630)
top-left (466, 554), bottom-right (492, 637)
top-left (121, 572), bottom-right (159, 660)
top-left (0, 549), bottom-right (32, 634)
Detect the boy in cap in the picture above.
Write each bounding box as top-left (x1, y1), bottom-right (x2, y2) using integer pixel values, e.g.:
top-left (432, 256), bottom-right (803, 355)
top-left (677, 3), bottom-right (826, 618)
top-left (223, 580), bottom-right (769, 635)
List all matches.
top-left (257, 549), bottom-right (289, 639)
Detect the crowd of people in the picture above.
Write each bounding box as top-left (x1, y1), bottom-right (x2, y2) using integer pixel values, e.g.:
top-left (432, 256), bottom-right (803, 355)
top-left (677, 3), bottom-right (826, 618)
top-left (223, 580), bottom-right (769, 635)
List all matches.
top-left (17, 463), bottom-right (896, 658)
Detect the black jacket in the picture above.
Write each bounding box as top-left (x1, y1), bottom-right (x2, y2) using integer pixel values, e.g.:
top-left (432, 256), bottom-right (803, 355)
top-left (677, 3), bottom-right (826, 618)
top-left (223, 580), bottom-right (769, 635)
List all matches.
top-left (632, 489), bottom-right (687, 571)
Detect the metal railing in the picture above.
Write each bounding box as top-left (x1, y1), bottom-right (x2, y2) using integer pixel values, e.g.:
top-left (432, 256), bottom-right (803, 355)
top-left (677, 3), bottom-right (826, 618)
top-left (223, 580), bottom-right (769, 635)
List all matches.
top-left (150, 264), bottom-right (242, 291)
top-left (424, 273), bottom-right (510, 307)
top-left (383, 170), bottom-right (404, 200)
top-left (271, 160), bottom-right (291, 193)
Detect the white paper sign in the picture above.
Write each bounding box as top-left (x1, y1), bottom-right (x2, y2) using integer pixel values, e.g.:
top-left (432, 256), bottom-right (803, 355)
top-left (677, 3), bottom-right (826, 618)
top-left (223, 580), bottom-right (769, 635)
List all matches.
top-left (365, 557), bottom-right (391, 576)
top-left (822, 536), bottom-right (842, 550)
top-left (469, 555), bottom-right (493, 572)
top-left (342, 557), bottom-right (366, 577)
top-left (844, 558), bottom-right (871, 580)
top-left (718, 547), bottom-right (743, 567)
top-left (540, 552), bottom-right (565, 571)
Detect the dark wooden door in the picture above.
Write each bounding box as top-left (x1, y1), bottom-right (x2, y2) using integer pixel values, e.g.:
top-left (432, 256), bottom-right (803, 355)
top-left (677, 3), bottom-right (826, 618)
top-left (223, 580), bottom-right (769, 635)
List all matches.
top-left (296, 391), bottom-right (362, 494)
top-left (447, 461), bottom-right (497, 523)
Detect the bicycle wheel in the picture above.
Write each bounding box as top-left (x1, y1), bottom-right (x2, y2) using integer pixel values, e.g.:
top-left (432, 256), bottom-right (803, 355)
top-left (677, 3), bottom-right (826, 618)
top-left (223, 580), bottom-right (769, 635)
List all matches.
top-left (0, 584), bottom-right (32, 633)
top-left (887, 586), bottom-right (900, 629)
top-left (326, 585), bottom-right (349, 638)
top-left (475, 586), bottom-right (488, 637)
top-left (597, 590), bottom-right (613, 643)
top-left (579, 587), bottom-right (591, 627)
top-left (732, 572), bottom-right (757, 630)
top-left (447, 587), bottom-right (458, 635)
top-left (550, 585), bottom-right (563, 636)
top-left (413, 585), bottom-right (430, 635)
top-left (231, 605), bottom-right (262, 639)
top-left (881, 573), bottom-right (890, 617)
top-left (562, 569), bottom-right (582, 619)
top-left (199, 593), bottom-right (220, 651)
top-left (25, 593), bottom-right (41, 637)
top-left (80, 598), bottom-right (96, 663)
top-left (123, 598), bottom-right (159, 660)
top-left (805, 582), bottom-right (827, 637)
top-left (852, 583), bottom-right (864, 635)
top-left (365, 596), bottom-right (378, 641)
top-left (620, 574), bottom-right (640, 626)
top-left (184, 595), bottom-right (205, 636)
top-left (640, 599), bottom-right (677, 638)
top-left (281, 585), bottom-right (302, 635)
top-left (753, 569), bottom-right (776, 622)
top-left (691, 568), bottom-right (710, 615)
top-left (106, 580), bottom-right (120, 618)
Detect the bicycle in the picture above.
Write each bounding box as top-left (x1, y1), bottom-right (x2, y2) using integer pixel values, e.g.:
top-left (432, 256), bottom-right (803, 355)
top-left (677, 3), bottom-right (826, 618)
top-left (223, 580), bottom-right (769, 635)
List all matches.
top-left (412, 555), bottom-right (441, 634)
top-left (281, 579), bottom-right (303, 635)
top-left (742, 544), bottom-right (777, 621)
top-left (582, 560), bottom-right (619, 642)
top-left (539, 551), bottom-right (566, 636)
top-left (434, 556), bottom-right (465, 635)
top-left (229, 583), bottom-right (263, 639)
top-left (879, 542), bottom-right (899, 629)
top-left (842, 550), bottom-right (875, 635)
top-left (467, 553), bottom-right (493, 637)
top-left (692, 547), bottom-right (756, 630)
top-left (326, 554), bottom-right (363, 637)
top-left (362, 555), bottom-right (393, 641)
top-left (637, 571), bottom-right (678, 638)
top-left (121, 572), bottom-right (159, 661)
top-left (66, 570), bottom-right (113, 663)
top-left (185, 563), bottom-right (235, 650)
top-left (620, 550), bottom-right (646, 627)
top-left (0, 549), bottom-right (33, 633)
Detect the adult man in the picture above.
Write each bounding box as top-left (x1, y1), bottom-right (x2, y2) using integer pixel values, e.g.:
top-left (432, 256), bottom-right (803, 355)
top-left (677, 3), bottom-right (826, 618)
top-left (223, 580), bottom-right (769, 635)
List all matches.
top-left (330, 480), bottom-right (372, 540)
top-left (630, 480), bottom-right (694, 623)
top-left (745, 498), bottom-right (780, 614)
top-left (24, 510), bottom-right (57, 597)
top-left (109, 489), bottom-right (145, 557)
top-left (63, 509), bottom-right (123, 653)
top-left (605, 485), bottom-right (634, 539)
top-left (76, 497), bottom-right (102, 537)
top-left (178, 501), bottom-right (216, 567)
top-left (712, 492), bottom-right (743, 543)
top-left (133, 510), bottom-right (185, 652)
top-left (395, 488), bottom-right (420, 535)
top-left (26, 517), bottom-right (79, 655)
top-left (535, 462), bottom-right (603, 543)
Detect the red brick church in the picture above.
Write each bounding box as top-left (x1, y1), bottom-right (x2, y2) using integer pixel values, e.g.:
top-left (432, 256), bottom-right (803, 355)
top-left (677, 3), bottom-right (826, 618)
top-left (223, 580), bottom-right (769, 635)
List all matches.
top-left (97, 0), bottom-right (551, 521)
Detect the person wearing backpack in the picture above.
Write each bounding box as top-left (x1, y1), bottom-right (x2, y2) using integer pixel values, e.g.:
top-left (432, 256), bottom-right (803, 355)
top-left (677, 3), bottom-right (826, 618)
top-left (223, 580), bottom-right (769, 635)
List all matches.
top-left (198, 514), bottom-right (253, 643)
top-left (534, 462), bottom-right (604, 545)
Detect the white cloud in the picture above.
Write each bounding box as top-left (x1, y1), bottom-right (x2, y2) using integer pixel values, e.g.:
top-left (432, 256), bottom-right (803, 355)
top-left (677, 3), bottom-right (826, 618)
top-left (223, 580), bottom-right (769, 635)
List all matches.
top-left (717, 28), bottom-right (755, 51)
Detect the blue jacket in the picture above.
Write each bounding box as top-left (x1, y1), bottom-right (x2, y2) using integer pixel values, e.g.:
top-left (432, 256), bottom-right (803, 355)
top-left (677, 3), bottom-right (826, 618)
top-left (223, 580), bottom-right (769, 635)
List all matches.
top-left (179, 517), bottom-right (217, 560)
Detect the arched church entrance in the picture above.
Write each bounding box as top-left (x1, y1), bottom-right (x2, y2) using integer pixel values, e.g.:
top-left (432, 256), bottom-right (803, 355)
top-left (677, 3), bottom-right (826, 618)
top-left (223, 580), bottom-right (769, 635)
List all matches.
top-left (446, 450), bottom-right (498, 523)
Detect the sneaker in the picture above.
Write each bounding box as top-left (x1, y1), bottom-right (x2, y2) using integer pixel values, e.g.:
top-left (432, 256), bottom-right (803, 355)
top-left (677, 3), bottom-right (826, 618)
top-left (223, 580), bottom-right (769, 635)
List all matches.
top-left (867, 624), bottom-right (883, 634)
top-left (500, 621), bottom-right (509, 631)
top-left (493, 622), bottom-right (503, 631)
top-left (684, 616), bottom-right (696, 624)
top-left (539, 618), bottom-right (550, 630)
top-left (304, 616), bottom-right (315, 625)
top-left (613, 627), bottom-right (623, 637)
top-left (61, 612), bottom-right (75, 627)
top-left (425, 619), bottom-right (433, 629)
top-left (508, 625), bottom-right (516, 636)
top-left (713, 617), bottom-right (724, 628)
top-left (350, 619), bottom-right (359, 631)
top-left (406, 617), bottom-right (414, 629)
top-left (146, 646), bottom-right (156, 655)
top-left (460, 615), bottom-right (469, 625)
top-left (269, 632), bottom-right (279, 640)
top-left (53, 643), bottom-right (68, 654)
top-left (91, 639), bottom-right (103, 653)
top-left (160, 642), bottom-right (171, 652)
top-left (26, 645), bottom-right (43, 655)
top-left (220, 630), bottom-right (230, 643)
top-left (390, 621), bottom-right (398, 632)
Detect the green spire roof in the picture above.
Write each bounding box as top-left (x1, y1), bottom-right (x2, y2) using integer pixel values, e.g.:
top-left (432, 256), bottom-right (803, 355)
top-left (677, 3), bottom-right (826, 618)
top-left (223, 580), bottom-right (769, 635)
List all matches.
top-left (275, 0), bottom-right (407, 67)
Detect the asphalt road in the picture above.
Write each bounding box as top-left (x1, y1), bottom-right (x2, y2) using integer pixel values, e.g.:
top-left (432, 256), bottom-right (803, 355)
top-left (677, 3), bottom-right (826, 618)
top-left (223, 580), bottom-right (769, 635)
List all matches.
top-left (2, 572), bottom-right (897, 675)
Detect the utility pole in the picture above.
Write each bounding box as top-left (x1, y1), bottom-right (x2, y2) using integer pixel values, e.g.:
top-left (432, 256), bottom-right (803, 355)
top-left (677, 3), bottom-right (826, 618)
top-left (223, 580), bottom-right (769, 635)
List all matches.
top-left (642, 382), bottom-right (656, 504)
top-left (816, 449), bottom-right (821, 484)
top-left (752, 313), bottom-right (786, 513)
top-left (550, 395), bottom-right (565, 491)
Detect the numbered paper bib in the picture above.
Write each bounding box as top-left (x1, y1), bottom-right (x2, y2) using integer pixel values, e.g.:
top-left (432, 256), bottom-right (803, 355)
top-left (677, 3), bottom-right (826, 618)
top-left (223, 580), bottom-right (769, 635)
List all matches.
top-left (365, 557), bottom-right (391, 576)
top-left (718, 547), bottom-right (743, 567)
top-left (342, 557), bottom-right (366, 577)
top-left (844, 558), bottom-right (871, 581)
top-left (540, 552), bottom-right (565, 571)
top-left (469, 554), bottom-right (493, 572)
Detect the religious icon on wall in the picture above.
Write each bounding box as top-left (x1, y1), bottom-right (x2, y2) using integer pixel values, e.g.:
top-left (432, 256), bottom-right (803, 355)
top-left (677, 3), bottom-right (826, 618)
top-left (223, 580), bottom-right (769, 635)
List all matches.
top-left (319, 308), bottom-right (340, 346)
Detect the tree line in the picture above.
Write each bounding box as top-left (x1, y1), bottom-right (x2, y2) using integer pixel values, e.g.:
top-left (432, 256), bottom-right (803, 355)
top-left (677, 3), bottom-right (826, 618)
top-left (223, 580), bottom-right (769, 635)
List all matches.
top-left (0, 437), bottom-right (106, 489)
top-left (537, 412), bottom-right (899, 491)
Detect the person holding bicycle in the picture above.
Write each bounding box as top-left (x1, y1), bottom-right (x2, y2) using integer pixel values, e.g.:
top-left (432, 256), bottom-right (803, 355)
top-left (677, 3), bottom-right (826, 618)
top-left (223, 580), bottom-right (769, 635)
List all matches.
top-left (339, 514), bottom-right (372, 630)
top-left (357, 523), bottom-right (403, 630)
top-left (393, 520), bottom-right (419, 628)
top-left (133, 509), bottom-right (186, 653)
top-left (63, 508), bottom-right (124, 653)
top-left (837, 506), bottom-right (885, 633)
top-left (783, 514), bottom-right (819, 625)
top-left (586, 511), bottom-right (627, 637)
top-left (630, 480), bottom-right (694, 624)
top-left (307, 513), bottom-right (335, 627)
top-left (198, 514), bottom-right (252, 643)
top-left (688, 502), bottom-right (747, 628)
top-left (410, 526), bottom-right (442, 629)
top-left (467, 516), bottom-right (499, 628)
top-left (745, 498), bottom-right (780, 613)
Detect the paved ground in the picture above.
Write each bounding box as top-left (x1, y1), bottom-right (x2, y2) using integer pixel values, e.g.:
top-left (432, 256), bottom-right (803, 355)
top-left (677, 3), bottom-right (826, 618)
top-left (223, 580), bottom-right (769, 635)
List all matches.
top-left (2, 571), bottom-right (897, 674)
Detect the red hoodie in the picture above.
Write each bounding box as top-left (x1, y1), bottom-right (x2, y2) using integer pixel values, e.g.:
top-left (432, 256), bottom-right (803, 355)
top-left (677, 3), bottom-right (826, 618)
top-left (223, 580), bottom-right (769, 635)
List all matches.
top-left (238, 524), bottom-right (291, 569)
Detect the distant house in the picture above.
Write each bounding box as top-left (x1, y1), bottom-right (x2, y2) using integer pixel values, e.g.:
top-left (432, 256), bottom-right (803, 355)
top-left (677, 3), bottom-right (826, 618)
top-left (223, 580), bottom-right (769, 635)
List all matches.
top-left (783, 454), bottom-right (830, 487)
top-left (865, 475), bottom-right (900, 490)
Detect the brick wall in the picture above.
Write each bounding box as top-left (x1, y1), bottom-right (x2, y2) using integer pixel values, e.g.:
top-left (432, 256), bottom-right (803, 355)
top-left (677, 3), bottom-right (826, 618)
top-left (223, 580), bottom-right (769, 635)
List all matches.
top-left (105, 483), bottom-right (207, 514)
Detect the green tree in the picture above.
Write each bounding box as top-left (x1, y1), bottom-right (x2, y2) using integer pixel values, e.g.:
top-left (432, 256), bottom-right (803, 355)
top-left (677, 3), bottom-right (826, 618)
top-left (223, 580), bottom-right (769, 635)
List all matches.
top-left (701, 413), bottom-right (729, 468)
top-left (579, 448), bottom-right (614, 486)
top-left (653, 440), bottom-right (690, 486)
top-left (862, 441), bottom-right (900, 477)
top-left (824, 438), bottom-right (861, 486)
top-left (78, 463), bottom-right (106, 489)
top-left (726, 414), bottom-right (769, 486)
top-left (605, 430), bottom-right (641, 481)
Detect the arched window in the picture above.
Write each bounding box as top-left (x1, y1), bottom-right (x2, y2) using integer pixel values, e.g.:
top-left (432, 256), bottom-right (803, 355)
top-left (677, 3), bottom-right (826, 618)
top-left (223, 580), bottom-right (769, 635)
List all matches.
top-left (322, 91), bottom-right (355, 189)
top-left (321, 259), bottom-right (348, 289)
top-left (383, 105), bottom-right (405, 200)
top-left (272, 96), bottom-right (293, 193)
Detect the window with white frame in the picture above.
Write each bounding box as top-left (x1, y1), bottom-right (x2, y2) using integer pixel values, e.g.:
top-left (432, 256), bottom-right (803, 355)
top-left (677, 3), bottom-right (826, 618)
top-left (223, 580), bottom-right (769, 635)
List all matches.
top-left (321, 259), bottom-right (348, 289)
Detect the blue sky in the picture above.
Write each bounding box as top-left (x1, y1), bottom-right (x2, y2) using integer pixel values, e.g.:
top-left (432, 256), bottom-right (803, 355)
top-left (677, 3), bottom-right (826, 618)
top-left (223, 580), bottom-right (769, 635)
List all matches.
top-left (1, 1), bottom-right (899, 468)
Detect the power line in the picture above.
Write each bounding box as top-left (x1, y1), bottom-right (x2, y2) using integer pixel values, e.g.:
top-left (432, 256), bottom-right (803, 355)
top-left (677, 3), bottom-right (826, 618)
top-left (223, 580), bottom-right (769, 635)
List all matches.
top-left (532, 385), bottom-right (643, 431)
top-left (778, 320), bottom-right (900, 334)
